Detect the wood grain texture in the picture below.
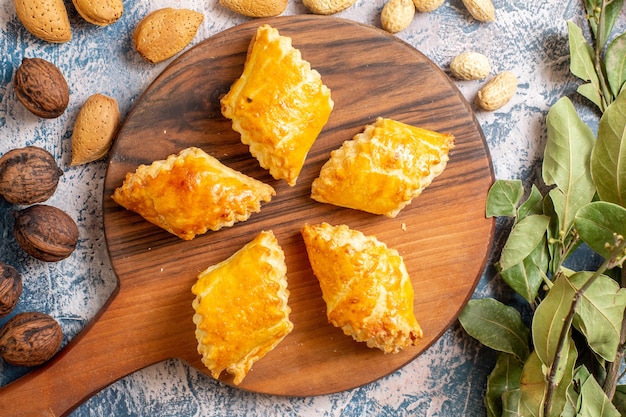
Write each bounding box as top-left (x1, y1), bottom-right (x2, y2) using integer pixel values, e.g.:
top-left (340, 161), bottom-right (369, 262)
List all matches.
top-left (0, 15), bottom-right (494, 416)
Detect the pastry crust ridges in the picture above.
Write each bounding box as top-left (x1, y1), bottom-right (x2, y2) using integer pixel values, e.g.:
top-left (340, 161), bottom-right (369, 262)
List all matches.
top-left (220, 24), bottom-right (334, 186)
top-left (301, 222), bottom-right (423, 354)
top-left (311, 117), bottom-right (454, 217)
top-left (192, 230), bottom-right (293, 384)
top-left (111, 147), bottom-right (275, 240)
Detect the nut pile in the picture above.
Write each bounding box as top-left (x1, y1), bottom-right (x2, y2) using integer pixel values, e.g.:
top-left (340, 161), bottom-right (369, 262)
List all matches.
top-left (0, 145), bottom-right (73, 366)
top-left (0, 262), bottom-right (63, 368)
top-left (5, 1), bottom-right (208, 371)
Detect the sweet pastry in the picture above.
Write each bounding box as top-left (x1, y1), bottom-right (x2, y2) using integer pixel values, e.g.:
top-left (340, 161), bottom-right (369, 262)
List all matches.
top-left (111, 147), bottom-right (275, 240)
top-left (220, 24), bottom-right (334, 186)
top-left (311, 117), bottom-right (455, 217)
top-left (191, 230), bottom-right (293, 384)
top-left (301, 222), bottom-right (423, 353)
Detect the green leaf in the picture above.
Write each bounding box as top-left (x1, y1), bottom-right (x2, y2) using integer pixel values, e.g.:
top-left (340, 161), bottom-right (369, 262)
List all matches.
top-left (518, 351), bottom-right (545, 417)
top-left (486, 179), bottom-right (524, 218)
top-left (606, 32), bottom-right (626, 97)
top-left (567, 21), bottom-right (603, 107)
top-left (583, 0), bottom-right (599, 37)
top-left (501, 389), bottom-right (523, 417)
top-left (500, 236), bottom-right (548, 305)
top-left (612, 385), bottom-right (626, 415)
top-left (579, 371), bottom-right (621, 417)
top-left (542, 97), bottom-right (597, 230)
top-left (570, 271), bottom-right (626, 361)
top-left (578, 82), bottom-right (604, 109)
top-left (498, 214), bottom-right (550, 272)
top-left (584, 0), bottom-right (624, 52)
top-left (517, 184), bottom-right (544, 220)
top-left (485, 353), bottom-right (524, 417)
top-left (458, 298), bottom-right (530, 361)
top-left (591, 90), bottom-right (626, 207)
top-left (532, 274), bottom-right (575, 377)
top-left (575, 201), bottom-right (626, 259)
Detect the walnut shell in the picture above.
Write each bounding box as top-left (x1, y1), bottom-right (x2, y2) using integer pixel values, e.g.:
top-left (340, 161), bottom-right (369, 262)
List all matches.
top-left (14, 58), bottom-right (70, 118)
top-left (0, 146), bottom-right (63, 205)
top-left (0, 311), bottom-right (63, 367)
top-left (0, 263), bottom-right (22, 318)
top-left (13, 205), bottom-right (79, 262)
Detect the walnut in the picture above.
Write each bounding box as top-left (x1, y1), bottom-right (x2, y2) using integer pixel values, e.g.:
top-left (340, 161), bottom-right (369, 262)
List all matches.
top-left (13, 204), bottom-right (79, 262)
top-left (14, 58), bottom-right (69, 119)
top-left (0, 146), bottom-right (63, 205)
top-left (0, 312), bottom-right (63, 367)
top-left (0, 262), bottom-right (22, 318)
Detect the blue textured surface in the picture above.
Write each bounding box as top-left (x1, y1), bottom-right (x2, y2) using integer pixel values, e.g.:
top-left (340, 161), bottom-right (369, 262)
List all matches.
top-left (1, 1), bottom-right (624, 416)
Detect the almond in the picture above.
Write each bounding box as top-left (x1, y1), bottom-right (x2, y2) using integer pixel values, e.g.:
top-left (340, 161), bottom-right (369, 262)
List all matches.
top-left (133, 8), bottom-right (204, 64)
top-left (71, 94), bottom-right (120, 165)
top-left (219, 0), bottom-right (288, 17)
top-left (14, 0), bottom-right (71, 43)
top-left (72, 0), bottom-right (123, 27)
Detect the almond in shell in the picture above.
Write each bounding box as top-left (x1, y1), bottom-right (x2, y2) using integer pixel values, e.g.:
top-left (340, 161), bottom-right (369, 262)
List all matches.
top-left (14, 0), bottom-right (71, 43)
top-left (71, 94), bottom-right (120, 165)
top-left (133, 8), bottom-right (204, 64)
top-left (72, 0), bottom-right (123, 26)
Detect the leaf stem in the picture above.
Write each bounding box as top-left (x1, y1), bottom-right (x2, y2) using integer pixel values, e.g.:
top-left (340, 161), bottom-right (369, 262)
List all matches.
top-left (593, 0), bottom-right (614, 110)
top-left (603, 305), bottom-right (626, 399)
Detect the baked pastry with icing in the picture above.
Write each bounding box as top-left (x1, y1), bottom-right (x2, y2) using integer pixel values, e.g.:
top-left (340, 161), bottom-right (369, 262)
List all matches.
top-left (311, 117), bottom-right (455, 217)
top-left (301, 222), bottom-right (423, 353)
top-left (111, 147), bottom-right (275, 240)
top-left (220, 24), bottom-right (334, 186)
top-left (191, 230), bottom-right (293, 384)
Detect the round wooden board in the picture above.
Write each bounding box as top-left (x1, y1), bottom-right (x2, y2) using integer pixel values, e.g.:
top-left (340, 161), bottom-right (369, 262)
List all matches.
top-left (103, 15), bottom-right (495, 396)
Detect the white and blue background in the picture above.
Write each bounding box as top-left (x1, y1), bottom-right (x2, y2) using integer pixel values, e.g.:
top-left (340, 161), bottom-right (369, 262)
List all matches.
top-left (1, 1), bottom-right (623, 416)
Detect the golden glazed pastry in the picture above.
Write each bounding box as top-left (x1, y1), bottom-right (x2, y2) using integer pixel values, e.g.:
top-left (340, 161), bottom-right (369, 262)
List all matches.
top-left (220, 24), bottom-right (334, 186)
top-left (111, 147), bottom-right (275, 240)
top-left (301, 222), bottom-right (423, 353)
top-left (192, 230), bottom-right (293, 384)
top-left (311, 117), bottom-right (455, 217)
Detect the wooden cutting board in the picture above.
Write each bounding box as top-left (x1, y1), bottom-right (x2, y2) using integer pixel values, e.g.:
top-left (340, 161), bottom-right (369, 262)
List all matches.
top-left (0, 15), bottom-right (494, 416)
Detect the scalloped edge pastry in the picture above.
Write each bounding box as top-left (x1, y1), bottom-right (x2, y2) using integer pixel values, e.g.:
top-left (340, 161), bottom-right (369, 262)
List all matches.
top-left (192, 230), bottom-right (293, 384)
top-left (301, 222), bottom-right (423, 354)
top-left (111, 147), bottom-right (275, 240)
top-left (220, 24), bottom-right (334, 186)
top-left (311, 117), bottom-right (455, 217)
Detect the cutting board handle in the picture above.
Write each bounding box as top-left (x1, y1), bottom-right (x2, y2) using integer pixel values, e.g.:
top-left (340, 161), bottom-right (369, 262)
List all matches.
top-left (0, 288), bottom-right (180, 417)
